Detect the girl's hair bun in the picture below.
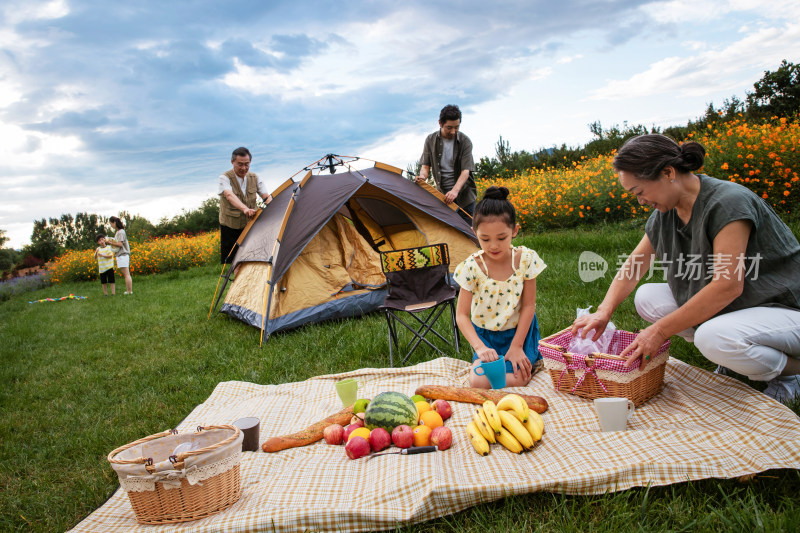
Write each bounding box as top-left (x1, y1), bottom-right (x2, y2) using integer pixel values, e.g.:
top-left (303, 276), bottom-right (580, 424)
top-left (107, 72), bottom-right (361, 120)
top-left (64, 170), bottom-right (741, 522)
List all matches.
top-left (483, 186), bottom-right (509, 201)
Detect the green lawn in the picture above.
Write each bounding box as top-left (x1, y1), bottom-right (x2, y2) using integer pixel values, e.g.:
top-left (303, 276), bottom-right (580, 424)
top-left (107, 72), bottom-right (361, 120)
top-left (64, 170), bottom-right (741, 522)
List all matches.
top-left (1, 223), bottom-right (799, 532)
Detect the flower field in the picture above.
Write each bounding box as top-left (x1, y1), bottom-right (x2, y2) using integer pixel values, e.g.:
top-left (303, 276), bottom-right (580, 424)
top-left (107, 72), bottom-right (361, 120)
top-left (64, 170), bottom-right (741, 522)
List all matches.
top-left (49, 231), bottom-right (219, 283)
top-left (0, 271), bottom-right (52, 301)
top-left (484, 115), bottom-right (799, 230)
top-left (484, 154), bottom-right (643, 230)
top-left (688, 116), bottom-right (798, 214)
top-left (45, 116), bottom-right (797, 282)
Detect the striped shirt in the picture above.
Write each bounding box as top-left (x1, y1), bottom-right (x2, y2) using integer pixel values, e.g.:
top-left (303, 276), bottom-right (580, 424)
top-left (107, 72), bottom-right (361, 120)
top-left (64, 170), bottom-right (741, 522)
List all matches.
top-left (96, 245), bottom-right (115, 273)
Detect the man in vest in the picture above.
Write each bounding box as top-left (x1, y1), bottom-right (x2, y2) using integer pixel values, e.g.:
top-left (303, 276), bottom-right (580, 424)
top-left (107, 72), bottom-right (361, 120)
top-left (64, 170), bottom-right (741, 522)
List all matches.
top-left (218, 147), bottom-right (272, 264)
top-left (416, 104), bottom-right (477, 225)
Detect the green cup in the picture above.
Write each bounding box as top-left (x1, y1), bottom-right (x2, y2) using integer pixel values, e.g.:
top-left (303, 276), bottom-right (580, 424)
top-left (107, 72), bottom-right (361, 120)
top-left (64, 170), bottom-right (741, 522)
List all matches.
top-left (335, 378), bottom-right (358, 407)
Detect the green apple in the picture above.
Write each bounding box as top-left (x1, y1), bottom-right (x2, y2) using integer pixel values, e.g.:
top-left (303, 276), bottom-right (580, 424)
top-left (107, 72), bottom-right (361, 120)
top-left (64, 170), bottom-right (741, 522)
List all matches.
top-left (353, 398), bottom-right (371, 414)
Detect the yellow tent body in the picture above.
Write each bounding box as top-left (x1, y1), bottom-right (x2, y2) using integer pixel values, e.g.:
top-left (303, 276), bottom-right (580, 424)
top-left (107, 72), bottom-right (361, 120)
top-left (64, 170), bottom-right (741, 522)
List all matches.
top-left (215, 161), bottom-right (478, 338)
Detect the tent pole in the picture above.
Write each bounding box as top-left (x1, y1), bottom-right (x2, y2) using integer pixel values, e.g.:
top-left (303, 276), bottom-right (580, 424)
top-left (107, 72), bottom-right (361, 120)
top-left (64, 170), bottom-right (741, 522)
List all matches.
top-left (209, 262), bottom-right (235, 317)
top-left (259, 281), bottom-right (275, 348)
top-left (208, 262), bottom-right (229, 319)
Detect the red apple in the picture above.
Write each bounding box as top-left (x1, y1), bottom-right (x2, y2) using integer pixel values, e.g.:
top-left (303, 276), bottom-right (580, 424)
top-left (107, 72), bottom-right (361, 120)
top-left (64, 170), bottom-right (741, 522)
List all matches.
top-left (391, 424), bottom-right (413, 449)
top-left (368, 428), bottom-right (391, 452)
top-left (429, 426), bottom-right (452, 451)
top-left (345, 436), bottom-right (371, 459)
top-left (323, 424), bottom-right (344, 445)
top-left (431, 399), bottom-right (453, 420)
top-left (349, 415), bottom-right (365, 427)
top-left (343, 424), bottom-right (359, 442)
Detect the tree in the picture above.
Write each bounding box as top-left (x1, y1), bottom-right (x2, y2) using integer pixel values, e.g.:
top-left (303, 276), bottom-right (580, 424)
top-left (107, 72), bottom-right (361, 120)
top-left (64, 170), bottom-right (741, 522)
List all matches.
top-left (0, 228), bottom-right (8, 248)
top-left (27, 212), bottom-right (108, 261)
top-left (747, 60), bottom-right (800, 118)
top-left (121, 212), bottom-right (156, 242)
top-left (153, 197), bottom-right (220, 237)
top-left (28, 219), bottom-right (62, 262)
top-left (0, 248), bottom-right (21, 271)
top-left (66, 212), bottom-right (108, 250)
top-left (406, 160), bottom-right (422, 180)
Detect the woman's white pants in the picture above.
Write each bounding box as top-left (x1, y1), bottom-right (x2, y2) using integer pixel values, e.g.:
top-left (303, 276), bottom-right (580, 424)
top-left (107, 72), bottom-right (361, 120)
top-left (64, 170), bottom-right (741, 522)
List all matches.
top-left (634, 283), bottom-right (800, 382)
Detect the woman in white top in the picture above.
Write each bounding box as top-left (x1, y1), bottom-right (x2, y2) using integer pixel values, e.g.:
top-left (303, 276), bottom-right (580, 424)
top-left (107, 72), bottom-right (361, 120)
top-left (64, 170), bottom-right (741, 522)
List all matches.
top-left (108, 216), bottom-right (133, 295)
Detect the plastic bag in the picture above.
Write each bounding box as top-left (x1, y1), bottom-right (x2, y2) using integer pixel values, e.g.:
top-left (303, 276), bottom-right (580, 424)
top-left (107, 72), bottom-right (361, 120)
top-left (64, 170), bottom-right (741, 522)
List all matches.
top-left (568, 306), bottom-right (616, 355)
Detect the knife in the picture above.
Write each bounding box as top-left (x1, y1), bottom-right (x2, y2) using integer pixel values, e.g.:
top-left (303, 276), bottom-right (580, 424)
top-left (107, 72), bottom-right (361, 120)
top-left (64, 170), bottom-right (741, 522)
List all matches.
top-left (367, 446), bottom-right (438, 459)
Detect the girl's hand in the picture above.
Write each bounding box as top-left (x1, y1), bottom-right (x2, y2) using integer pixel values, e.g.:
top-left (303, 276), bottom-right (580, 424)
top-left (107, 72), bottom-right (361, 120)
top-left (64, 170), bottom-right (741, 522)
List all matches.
top-left (505, 346), bottom-right (531, 382)
top-left (571, 309), bottom-right (612, 342)
top-left (475, 345), bottom-right (499, 362)
top-left (620, 324), bottom-right (667, 371)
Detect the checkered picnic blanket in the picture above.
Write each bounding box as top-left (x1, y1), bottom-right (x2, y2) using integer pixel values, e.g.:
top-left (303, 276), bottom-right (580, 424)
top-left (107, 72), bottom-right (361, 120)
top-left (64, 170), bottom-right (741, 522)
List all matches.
top-left (71, 357), bottom-right (800, 533)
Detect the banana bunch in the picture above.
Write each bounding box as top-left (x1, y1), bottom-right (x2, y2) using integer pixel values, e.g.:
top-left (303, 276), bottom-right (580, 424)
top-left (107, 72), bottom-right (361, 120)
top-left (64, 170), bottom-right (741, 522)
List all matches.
top-left (465, 396), bottom-right (545, 456)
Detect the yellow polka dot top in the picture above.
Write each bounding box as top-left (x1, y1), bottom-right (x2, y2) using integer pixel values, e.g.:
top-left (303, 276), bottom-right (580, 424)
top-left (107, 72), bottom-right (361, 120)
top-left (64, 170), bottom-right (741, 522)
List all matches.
top-left (453, 246), bottom-right (546, 331)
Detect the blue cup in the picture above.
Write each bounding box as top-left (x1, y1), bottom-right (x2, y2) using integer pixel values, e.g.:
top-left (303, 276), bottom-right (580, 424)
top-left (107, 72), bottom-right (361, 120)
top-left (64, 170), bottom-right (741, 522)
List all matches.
top-left (473, 356), bottom-right (507, 389)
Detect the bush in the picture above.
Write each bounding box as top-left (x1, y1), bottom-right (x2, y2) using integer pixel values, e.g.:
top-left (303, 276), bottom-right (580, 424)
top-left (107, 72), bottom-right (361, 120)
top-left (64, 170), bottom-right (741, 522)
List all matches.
top-left (23, 255), bottom-right (44, 268)
top-left (485, 114), bottom-right (799, 230)
top-left (482, 154), bottom-right (645, 231)
top-left (0, 248), bottom-right (20, 271)
top-left (154, 197), bottom-right (219, 237)
top-left (49, 232), bottom-right (220, 283)
top-left (0, 271), bottom-right (52, 301)
top-left (686, 115), bottom-right (799, 219)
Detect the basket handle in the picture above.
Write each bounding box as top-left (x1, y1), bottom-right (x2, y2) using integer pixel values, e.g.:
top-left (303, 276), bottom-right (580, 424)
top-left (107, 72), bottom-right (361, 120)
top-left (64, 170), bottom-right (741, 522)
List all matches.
top-left (172, 425), bottom-right (241, 463)
top-left (108, 424), bottom-right (241, 471)
top-left (107, 429), bottom-right (175, 465)
top-left (587, 352), bottom-right (627, 362)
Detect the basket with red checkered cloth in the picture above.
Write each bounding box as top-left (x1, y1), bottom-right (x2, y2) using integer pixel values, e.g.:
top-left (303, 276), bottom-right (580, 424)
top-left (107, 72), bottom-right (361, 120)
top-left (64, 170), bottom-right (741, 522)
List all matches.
top-left (538, 327), bottom-right (670, 406)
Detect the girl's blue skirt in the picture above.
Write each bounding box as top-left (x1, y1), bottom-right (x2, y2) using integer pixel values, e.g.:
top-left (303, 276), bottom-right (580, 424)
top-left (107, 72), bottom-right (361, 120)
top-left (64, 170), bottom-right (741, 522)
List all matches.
top-left (472, 314), bottom-right (541, 373)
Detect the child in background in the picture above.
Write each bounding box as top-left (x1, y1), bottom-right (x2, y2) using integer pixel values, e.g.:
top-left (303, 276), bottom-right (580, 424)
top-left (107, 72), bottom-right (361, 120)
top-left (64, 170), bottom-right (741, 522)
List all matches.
top-left (454, 186), bottom-right (546, 388)
top-left (93, 234), bottom-right (116, 296)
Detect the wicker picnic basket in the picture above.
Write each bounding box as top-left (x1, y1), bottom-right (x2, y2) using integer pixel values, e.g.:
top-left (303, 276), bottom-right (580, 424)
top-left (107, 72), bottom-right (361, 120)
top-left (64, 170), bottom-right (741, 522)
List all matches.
top-left (539, 327), bottom-right (670, 406)
top-left (107, 424), bottom-right (243, 525)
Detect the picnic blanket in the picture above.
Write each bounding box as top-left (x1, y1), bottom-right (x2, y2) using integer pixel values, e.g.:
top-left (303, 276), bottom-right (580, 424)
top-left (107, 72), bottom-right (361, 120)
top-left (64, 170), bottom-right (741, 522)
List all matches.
top-left (72, 356), bottom-right (800, 533)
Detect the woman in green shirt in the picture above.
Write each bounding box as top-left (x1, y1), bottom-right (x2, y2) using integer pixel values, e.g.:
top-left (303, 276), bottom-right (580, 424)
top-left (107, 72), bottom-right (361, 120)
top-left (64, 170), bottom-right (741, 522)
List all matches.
top-left (572, 134), bottom-right (800, 404)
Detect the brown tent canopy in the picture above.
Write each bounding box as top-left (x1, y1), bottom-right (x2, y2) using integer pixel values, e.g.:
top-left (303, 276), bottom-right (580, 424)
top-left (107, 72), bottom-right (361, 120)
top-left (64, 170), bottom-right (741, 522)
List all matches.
top-left (212, 158), bottom-right (479, 341)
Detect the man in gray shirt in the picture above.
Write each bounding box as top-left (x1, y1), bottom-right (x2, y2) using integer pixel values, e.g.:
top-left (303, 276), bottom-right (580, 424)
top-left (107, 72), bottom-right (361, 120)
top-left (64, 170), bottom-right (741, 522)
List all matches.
top-left (416, 105), bottom-right (477, 225)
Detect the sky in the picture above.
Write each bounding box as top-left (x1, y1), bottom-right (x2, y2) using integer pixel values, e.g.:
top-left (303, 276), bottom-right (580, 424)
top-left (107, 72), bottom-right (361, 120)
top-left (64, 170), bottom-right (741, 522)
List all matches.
top-left (1, 0), bottom-right (798, 249)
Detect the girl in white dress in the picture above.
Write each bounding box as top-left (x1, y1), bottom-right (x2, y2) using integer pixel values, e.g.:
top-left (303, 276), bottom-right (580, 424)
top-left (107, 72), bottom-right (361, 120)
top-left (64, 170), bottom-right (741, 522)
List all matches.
top-left (454, 186), bottom-right (547, 388)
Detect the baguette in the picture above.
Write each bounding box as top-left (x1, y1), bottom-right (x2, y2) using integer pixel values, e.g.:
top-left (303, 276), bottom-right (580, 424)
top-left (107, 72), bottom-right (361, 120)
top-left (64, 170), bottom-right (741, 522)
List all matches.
top-left (414, 385), bottom-right (548, 413)
top-left (261, 406), bottom-right (355, 453)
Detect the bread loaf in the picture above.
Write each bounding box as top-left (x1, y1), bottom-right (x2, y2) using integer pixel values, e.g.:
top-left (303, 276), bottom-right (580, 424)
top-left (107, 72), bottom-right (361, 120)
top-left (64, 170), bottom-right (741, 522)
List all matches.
top-left (261, 406), bottom-right (355, 453)
top-left (414, 385), bottom-right (548, 413)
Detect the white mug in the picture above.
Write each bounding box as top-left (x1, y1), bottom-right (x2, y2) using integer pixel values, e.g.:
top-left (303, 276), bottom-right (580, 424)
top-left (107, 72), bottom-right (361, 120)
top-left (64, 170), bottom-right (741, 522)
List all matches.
top-left (594, 397), bottom-right (635, 432)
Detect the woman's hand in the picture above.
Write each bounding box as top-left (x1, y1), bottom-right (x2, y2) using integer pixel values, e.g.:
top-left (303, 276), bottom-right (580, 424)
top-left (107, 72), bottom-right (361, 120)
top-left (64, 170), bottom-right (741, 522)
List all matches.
top-left (475, 345), bottom-right (499, 362)
top-left (620, 324), bottom-right (667, 370)
top-left (571, 308), bottom-right (612, 342)
top-left (505, 346), bottom-right (532, 382)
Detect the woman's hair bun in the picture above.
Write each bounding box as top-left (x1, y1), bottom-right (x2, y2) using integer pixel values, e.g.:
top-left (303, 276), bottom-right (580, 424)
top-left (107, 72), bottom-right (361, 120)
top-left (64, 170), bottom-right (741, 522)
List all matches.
top-left (483, 186), bottom-right (509, 201)
top-left (679, 142), bottom-right (705, 171)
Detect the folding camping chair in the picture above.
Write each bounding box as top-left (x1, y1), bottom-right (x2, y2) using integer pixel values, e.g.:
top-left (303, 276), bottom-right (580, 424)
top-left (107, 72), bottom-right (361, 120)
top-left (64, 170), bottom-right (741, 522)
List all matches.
top-left (379, 243), bottom-right (460, 366)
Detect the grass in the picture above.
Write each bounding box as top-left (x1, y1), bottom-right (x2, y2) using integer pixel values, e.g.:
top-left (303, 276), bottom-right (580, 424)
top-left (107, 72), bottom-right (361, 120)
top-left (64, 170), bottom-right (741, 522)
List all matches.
top-left (1, 223), bottom-right (799, 532)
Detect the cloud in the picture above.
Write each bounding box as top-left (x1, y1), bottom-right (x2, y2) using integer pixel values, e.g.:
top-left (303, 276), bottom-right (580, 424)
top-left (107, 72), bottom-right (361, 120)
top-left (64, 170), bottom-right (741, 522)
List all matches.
top-left (589, 21), bottom-right (800, 100)
top-left (1, 0), bottom-right (69, 25)
top-left (557, 54), bottom-right (584, 64)
top-left (1, 0), bottom-right (795, 249)
top-left (641, 0), bottom-right (800, 24)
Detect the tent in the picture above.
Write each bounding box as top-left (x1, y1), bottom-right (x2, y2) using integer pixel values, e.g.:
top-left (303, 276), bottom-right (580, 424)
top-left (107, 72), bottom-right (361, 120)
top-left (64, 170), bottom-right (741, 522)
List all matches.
top-left (211, 155), bottom-right (479, 342)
